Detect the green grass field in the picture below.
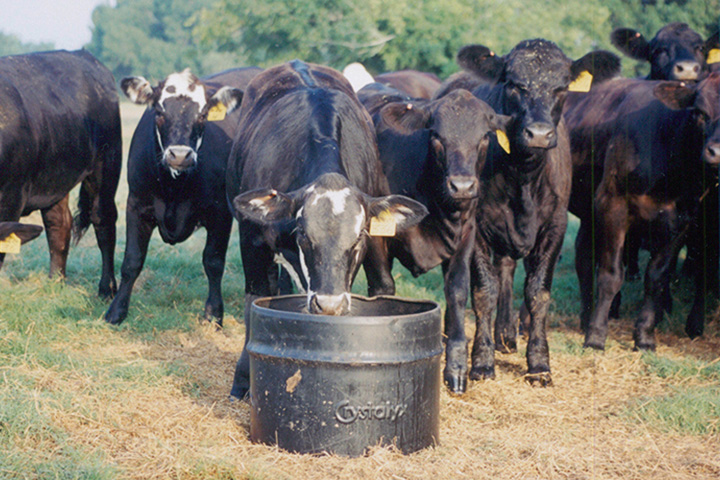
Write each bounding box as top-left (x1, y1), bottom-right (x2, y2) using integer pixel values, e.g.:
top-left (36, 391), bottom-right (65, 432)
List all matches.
top-left (1, 102), bottom-right (719, 479)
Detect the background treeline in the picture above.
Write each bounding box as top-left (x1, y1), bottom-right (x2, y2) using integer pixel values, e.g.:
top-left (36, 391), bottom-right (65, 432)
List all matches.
top-left (1, 0), bottom-right (718, 81)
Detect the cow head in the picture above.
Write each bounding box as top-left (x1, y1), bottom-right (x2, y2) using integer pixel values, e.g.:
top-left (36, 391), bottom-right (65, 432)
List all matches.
top-left (611, 23), bottom-right (718, 81)
top-left (121, 69), bottom-right (243, 178)
top-left (376, 89), bottom-right (511, 201)
top-left (0, 222), bottom-right (43, 246)
top-left (653, 72), bottom-right (720, 166)
top-left (456, 41), bottom-right (620, 159)
top-left (233, 173), bottom-right (427, 315)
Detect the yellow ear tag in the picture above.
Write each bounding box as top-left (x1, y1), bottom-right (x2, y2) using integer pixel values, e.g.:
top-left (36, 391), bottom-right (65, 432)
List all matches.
top-left (568, 71), bottom-right (593, 93)
top-left (0, 233), bottom-right (22, 254)
top-left (496, 129), bottom-right (510, 154)
top-left (207, 103), bottom-right (227, 122)
top-left (369, 210), bottom-right (397, 237)
top-left (707, 49), bottom-right (720, 65)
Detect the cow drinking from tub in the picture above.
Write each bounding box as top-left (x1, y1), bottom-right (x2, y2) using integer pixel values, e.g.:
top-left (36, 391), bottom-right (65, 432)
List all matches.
top-left (104, 68), bottom-right (258, 325)
top-left (227, 60), bottom-right (427, 399)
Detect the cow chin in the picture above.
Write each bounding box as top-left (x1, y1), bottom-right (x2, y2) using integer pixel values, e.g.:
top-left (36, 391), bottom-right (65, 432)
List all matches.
top-left (308, 291), bottom-right (351, 316)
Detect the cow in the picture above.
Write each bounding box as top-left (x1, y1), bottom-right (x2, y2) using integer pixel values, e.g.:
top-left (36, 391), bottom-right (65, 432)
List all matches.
top-left (226, 60), bottom-right (428, 399)
top-left (611, 23), bottom-right (719, 81)
top-left (0, 50), bottom-right (122, 297)
top-left (437, 40), bottom-right (620, 391)
top-left (374, 70), bottom-right (443, 99)
top-left (565, 73), bottom-right (720, 351)
top-left (103, 67), bottom-right (257, 325)
top-left (358, 82), bottom-right (511, 393)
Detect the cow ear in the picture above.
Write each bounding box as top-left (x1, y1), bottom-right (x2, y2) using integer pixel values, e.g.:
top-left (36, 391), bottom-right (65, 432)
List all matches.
top-left (457, 44), bottom-right (505, 82)
top-left (489, 113), bottom-right (512, 133)
top-left (120, 76), bottom-right (156, 105)
top-left (233, 189), bottom-right (296, 224)
top-left (653, 81), bottom-right (697, 110)
top-left (378, 101), bottom-right (430, 134)
top-left (204, 86), bottom-right (244, 120)
top-left (0, 222), bottom-right (43, 245)
top-left (610, 28), bottom-right (650, 62)
top-left (571, 50), bottom-right (621, 87)
top-left (705, 30), bottom-right (719, 64)
top-left (367, 195), bottom-right (428, 235)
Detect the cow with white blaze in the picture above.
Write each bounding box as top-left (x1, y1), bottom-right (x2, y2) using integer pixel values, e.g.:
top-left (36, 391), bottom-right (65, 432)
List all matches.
top-left (227, 60), bottom-right (427, 399)
top-left (104, 68), bottom-right (257, 325)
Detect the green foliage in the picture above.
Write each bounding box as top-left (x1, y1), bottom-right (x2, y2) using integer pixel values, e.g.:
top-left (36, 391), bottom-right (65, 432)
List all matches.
top-left (0, 32), bottom-right (54, 57)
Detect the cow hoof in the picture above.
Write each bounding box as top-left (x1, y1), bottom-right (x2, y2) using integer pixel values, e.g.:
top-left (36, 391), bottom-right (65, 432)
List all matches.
top-left (104, 311), bottom-right (125, 325)
top-left (685, 324), bottom-right (703, 340)
top-left (469, 366), bottom-right (496, 381)
top-left (495, 341), bottom-right (517, 354)
top-left (633, 342), bottom-right (656, 352)
top-left (200, 314), bottom-right (223, 330)
top-left (524, 371), bottom-right (552, 387)
top-left (443, 371), bottom-right (467, 395)
top-left (98, 285), bottom-right (116, 300)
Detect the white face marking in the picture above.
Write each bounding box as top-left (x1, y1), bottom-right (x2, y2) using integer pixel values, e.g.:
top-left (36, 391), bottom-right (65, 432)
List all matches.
top-left (353, 205), bottom-right (365, 237)
top-left (296, 206), bottom-right (304, 220)
top-left (298, 244), bottom-right (311, 289)
top-left (311, 188), bottom-right (351, 215)
top-left (159, 70), bottom-right (207, 111)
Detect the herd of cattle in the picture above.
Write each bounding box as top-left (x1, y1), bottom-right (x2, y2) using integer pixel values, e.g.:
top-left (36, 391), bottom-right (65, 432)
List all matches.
top-left (1, 23), bottom-right (718, 398)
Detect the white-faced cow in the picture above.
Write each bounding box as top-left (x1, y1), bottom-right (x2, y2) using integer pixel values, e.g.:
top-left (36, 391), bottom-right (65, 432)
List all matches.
top-left (358, 83), bottom-right (511, 394)
top-left (566, 73), bottom-right (720, 351)
top-left (0, 50), bottom-right (122, 297)
top-left (103, 68), bottom-right (257, 325)
top-left (438, 40), bottom-right (620, 390)
top-left (227, 60), bottom-right (427, 399)
top-left (611, 22), bottom-right (719, 81)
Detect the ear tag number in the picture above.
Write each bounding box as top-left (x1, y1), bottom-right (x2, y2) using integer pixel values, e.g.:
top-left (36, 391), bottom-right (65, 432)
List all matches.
top-left (568, 71), bottom-right (593, 92)
top-left (369, 210), bottom-right (397, 237)
top-left (496, 129), bottom-right (511, 154)
top-left (207, 103), bottom-right (227, 122)
top-left (708, 49), bottom-right (720, 65)
top-left (0, 233), bottom-right (22, 254)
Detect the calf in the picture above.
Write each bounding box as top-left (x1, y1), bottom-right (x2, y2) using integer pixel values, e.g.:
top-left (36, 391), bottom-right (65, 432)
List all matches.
top-left (359, 83), bottom-right (511, 393)
top-left (104, 68), bottom-right (255, 325)
top-left (565, 73), bottom-right (720, 350)
top-left (611, 22), bottom-right (718, 81)
top-left (440, 40), bottom-right (619, 390)
top-left (0, 50), bottom-right (122, 297)
top-left (227, 60), bottom-right (427, 399)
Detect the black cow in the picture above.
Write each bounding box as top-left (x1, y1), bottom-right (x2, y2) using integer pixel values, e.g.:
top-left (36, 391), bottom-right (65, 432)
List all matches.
top-left (374, 70), bottom-right (443, 99)
top-left (227, 60), bottom-right (427, 399)
top-left (611, 23), bottom-right (718, 81)
top-left (104, 68), bottom-right (256, 325)
top-left (359, 83), bottom-right (511, 393)
top-left (0, 50), bottom-right (122, 297)
top-left (439, 41), bottom-right (620, 390)
top-left (565, 73), bottom-right (720, 350)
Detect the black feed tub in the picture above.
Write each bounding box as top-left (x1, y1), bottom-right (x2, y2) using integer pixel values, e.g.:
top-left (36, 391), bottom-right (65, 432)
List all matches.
top-left (247, 294), bottom-right (442, 456)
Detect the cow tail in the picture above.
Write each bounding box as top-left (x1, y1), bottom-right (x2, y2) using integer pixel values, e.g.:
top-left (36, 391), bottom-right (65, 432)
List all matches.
top-left (72, 184), bottom-right (93, 245)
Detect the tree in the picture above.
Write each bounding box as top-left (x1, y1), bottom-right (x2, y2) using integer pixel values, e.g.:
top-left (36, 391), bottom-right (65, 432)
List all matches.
top-left (0, 32), bottom-right (54, 57)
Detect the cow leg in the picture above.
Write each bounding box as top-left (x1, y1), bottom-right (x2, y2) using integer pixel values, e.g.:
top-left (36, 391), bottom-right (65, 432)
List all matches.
top-left (364, 236), bottom-right (395, 296)
top-left (230, 292), bottom-right (260, 400)
top-left (41, 195), bottom-right (73, 278)
top-left (469, 242), bottom-right (499, 384)
top-left (104, 197), bottom-right (154, 324)
top-left (522, 219), bottom-right (566, 387)
top-left (575, 219), bottom-right (594, 332)
top-left (494, 256), bottom-right (518, 353)
top-left (201, 212), bottom-right (232, 326)
top-left (634, 224), bottom-right (685, 350)
top-left (440, 229), bottom-right (475, 394)
top-left (584, 199), bottom-right (628, 350)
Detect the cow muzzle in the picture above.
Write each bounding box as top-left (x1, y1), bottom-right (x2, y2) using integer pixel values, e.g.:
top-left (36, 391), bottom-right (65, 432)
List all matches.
top-left (309, 292), bottom-right (351, 316)
top-left (671, 60), bottom-right (701, 81)
top-left (163, 146), bottom-right (197, 175)
top-left (704, 140), bottom-right (720, 166)
top-left (446, 175), bottom-right (479, 199)
top-left (522, 122), bottom-right (557, 149)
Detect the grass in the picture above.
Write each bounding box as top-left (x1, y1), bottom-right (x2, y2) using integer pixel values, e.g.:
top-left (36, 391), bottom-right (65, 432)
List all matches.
top-left (0, 102), bottom-right (719, 479)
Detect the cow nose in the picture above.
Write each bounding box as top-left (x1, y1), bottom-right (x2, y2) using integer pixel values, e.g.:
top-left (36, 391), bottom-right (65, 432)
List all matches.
top-left (447, 175), bottom-right (479, 199)
top-left (164, 146), bottom-right (196, 170)
top-left (705, 141), bottom-right (720, 166)
top-left (309, 293), bottom-right (350, 315)
top-left (524, 122), bottom-right (557, 149)
top-left (672, 61), bottom-right (701, 81)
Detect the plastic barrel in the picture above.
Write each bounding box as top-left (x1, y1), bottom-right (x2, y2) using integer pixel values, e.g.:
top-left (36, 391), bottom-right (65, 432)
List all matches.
top-left (248, 294), bottom-right (442, 456)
